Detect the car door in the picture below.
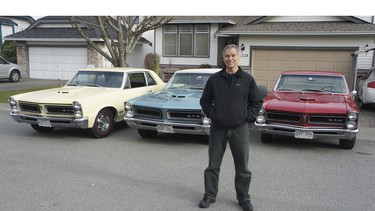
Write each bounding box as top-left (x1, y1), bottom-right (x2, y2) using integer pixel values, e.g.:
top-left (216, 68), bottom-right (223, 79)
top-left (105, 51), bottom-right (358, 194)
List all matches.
top-left (0, 57), bottom-right (9, 78)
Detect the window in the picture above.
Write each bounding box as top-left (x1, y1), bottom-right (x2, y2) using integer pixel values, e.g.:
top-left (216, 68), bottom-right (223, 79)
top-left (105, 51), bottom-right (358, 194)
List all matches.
top-left (146, 73), bottom-right (156, 86)
top-left (163, 24), bottom-right (209, 57)
top-left (128, 73), bottom-right (147, 88)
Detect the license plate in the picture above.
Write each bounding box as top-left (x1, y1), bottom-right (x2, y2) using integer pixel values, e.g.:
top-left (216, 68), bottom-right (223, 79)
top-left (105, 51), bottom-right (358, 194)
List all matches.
top-left (295, 130), bottom-right (313, 139)
top-left (37, 119), bottom-right (52, 127)
top-left (156, 125), bottom-right (173, 133)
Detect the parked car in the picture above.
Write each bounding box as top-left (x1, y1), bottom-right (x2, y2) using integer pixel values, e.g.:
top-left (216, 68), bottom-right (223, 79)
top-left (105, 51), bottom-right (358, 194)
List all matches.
top-left (255, 71), bottom-right (359, 149)
top-left (124, 68), bottom-right (221, 138)
top-left (9, 67), bottom-right (165, 138)
top-left (358, 67), bottom-right (375, 109)
top-left (0, 56), bottom-right (21, 82)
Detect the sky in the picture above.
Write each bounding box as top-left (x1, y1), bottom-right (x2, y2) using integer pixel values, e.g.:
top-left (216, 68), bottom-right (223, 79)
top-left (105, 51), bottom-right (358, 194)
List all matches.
top-left (8, 0), bottom-right (375, 17)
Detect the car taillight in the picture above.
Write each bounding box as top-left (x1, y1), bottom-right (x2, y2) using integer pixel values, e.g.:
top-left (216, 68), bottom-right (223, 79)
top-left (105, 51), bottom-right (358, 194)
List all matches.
top-left (367, 81), bottom-right (375, 88)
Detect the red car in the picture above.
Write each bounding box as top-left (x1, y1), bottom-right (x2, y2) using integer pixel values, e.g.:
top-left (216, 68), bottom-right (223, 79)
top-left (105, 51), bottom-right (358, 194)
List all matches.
top-left (255, 71), bottom-right (359, 149)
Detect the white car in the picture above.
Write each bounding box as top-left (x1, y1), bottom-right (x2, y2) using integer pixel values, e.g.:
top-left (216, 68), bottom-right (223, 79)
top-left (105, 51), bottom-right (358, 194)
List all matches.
top-left (9, 67), bottom-right (165, 138)
top-left (358, 67), bottom-right (375, 109)
top-left (0, 56), bottom-right (21, 82)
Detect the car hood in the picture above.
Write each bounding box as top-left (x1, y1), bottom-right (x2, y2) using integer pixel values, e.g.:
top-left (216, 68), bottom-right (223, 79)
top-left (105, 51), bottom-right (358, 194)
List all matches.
top-left (265, 92), bottom-right (349, 114)
top-left (131, 89), bottom-right (202, 110)
top-left (14, 86), bottom-right (117, 104)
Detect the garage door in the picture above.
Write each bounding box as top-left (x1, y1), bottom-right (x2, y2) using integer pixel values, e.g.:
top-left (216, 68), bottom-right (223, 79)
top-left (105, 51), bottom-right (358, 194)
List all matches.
top-left (29, 47), bottom-right (88, 80)
top-left (252, 49), bottom-right (353, 91)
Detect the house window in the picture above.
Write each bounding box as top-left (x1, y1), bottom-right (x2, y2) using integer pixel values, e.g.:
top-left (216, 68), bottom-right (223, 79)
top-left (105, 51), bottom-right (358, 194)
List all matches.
top-left (163, 24), bottom-right (209, 57)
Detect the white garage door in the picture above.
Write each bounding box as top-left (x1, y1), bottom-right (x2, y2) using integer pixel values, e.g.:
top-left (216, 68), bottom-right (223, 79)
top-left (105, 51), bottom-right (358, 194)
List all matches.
top-left (252, 49), bottom-right (353, 91)
top-left (29, 47), bottom-right (88, 80)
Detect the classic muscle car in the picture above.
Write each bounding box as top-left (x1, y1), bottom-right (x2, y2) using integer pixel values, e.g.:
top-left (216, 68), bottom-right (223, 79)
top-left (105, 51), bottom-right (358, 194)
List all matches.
top-left (255, 71), bottom-right (359, 149)
top-left (9, 67), bottom-right (165, 138)
top-left (124, 68), bottom-right (221, 138)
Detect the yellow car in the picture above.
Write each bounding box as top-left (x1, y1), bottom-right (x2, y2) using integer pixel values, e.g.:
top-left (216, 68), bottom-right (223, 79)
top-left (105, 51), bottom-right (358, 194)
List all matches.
top-left (9, 67), bottom-right (165, 138)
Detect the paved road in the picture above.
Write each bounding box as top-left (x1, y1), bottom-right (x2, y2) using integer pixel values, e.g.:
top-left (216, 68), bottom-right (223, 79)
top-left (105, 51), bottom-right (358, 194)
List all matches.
top-left (1, 103), bottom-right (375, 211)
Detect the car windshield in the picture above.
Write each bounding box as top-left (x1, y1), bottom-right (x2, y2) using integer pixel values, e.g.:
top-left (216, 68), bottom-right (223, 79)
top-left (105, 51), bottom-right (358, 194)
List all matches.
top-left (66, 71), bottom-right (124, 88)
top-left (275, 74), bottom-right (348, 93)
top-left (165, 73), bottom-right (212, 90)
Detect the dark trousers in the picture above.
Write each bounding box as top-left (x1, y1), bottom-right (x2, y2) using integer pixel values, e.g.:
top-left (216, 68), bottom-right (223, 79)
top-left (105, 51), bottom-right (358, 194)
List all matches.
top-left (204, 123), bottom-right (251, 203)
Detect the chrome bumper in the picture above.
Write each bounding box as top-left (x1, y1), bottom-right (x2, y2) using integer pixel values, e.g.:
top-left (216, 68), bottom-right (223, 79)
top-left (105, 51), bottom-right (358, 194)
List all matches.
top-left (10, 112), bottom-right (89, 129)
top-left (254, 122), bottom-right (358, 139)
top-left (125, 117), bottom-right (210, 135)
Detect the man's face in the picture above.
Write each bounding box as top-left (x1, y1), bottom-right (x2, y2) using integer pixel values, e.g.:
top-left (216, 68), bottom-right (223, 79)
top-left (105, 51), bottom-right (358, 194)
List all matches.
top-left (223, 48), bottom-right (240, 69)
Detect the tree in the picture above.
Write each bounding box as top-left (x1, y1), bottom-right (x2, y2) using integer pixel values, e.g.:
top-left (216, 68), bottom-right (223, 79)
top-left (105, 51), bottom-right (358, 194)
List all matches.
top-left (68, 16), bottom-right (171, 67)
top-left (0, 41), bottom-right (17, 63)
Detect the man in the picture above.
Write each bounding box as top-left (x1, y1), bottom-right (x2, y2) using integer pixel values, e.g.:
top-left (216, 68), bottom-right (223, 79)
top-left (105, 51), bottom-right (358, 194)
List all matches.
top-left (199, 44), bottom-right (263, 211)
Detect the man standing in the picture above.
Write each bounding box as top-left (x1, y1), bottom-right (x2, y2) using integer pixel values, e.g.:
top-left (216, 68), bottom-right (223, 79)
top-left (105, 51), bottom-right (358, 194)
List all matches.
top-left (199, 44), bottom-right (263, 211)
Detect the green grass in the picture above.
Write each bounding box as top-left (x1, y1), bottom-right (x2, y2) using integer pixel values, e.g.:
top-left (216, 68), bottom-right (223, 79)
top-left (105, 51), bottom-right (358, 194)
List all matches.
top-left (0, 85), bottom-right (60, 103)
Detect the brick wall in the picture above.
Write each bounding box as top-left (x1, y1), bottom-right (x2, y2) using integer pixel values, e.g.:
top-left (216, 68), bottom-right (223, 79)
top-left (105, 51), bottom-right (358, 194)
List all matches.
top-left (16, 42), bottom-right (28, 78)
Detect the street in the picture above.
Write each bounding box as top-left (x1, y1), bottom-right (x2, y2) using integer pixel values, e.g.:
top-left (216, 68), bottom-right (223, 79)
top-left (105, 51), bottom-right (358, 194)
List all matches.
top-left (0, 103), bottom-right (375, 211)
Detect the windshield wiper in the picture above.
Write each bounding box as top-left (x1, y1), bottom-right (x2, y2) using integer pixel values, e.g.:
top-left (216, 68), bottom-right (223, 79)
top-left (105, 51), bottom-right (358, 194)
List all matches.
top-left (277, 88), bottom-right (296, 91)
top-left (86, 84), bottom-right (102, 87)
top-left (301, 89), bottom-right (323, 92)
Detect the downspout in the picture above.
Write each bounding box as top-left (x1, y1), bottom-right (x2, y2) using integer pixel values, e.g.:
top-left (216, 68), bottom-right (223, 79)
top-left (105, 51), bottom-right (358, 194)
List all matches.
top-left (350, 52), bottom-right (359, 92)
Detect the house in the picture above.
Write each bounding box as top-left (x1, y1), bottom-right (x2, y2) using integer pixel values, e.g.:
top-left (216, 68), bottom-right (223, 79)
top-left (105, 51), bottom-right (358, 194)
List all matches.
top-left (4, 16), bottom-right (153, 80)
top-left (154, 16), bottom-right (375, 90)
top-left (0, 16), bottom-right (35, 48)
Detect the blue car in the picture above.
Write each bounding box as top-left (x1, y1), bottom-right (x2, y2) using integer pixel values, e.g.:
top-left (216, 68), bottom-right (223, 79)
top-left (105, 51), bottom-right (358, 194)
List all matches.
top-left (124, 68), bottom-right (220, 138)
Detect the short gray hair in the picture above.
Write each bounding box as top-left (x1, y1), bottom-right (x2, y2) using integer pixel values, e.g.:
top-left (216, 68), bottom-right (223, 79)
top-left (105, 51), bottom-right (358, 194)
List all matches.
top-left (222, 44), bottom-right (241, 57)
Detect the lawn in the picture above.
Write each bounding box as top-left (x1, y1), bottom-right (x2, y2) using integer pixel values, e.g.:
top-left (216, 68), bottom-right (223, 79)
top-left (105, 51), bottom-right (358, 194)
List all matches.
top-left (0, 85), bottom-right (59, 103)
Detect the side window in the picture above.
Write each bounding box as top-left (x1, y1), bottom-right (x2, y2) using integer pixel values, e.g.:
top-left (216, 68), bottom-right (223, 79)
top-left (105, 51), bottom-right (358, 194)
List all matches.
top-left (0, 58), bottom-right (6, 64)
top-left (128, 73), bottom-right (147, 88)
top-left (146, 73), bottom-right (156, 86)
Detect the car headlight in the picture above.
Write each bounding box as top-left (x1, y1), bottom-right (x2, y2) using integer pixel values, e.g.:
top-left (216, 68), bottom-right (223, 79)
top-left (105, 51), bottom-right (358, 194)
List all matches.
top-left (256, 107), bottom-right (266, 124)
top-left (124, 102), bottom-right (134, 118)
top-left (201, 112), bottom-right (211, 125)
top-left (73, 101), bottom-right (83, 119)
top-left (9, 97), bottom-right (19, 113)
top-left (346, 111), bottom-right (358, 130)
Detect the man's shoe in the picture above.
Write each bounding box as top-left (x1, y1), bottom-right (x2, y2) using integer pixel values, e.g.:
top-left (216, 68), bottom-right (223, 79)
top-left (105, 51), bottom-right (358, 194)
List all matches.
top-left (240, 201), bottom-right (253, 211)
top-left (199, 196), bottom-right (215, 208)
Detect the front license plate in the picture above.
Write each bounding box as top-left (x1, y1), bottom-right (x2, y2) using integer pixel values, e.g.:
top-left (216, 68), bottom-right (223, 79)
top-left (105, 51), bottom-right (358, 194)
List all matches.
top-left (156, 125), bottom-right (174, 133)
top-left (295, 130), bottom-right (313, 139)
top-left (37, 119), bottom-right (52, 127)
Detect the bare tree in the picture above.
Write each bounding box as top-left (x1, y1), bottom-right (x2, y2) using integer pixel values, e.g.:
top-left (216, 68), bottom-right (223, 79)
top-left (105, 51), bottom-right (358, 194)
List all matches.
top-left (68, 16), bottom-right (171, 67)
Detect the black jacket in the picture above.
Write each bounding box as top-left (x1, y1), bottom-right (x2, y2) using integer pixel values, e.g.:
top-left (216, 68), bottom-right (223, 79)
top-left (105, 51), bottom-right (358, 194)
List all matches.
top-left (200, 67), bottom-right (263, 129)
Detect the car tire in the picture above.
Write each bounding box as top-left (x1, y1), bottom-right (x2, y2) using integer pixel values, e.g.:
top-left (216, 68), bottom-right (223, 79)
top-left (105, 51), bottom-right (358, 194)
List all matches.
top-left (90, 108), bottom-right (114, 138)
top-left (261, 133), bottom-right (273, 143)
top-left (137, 129), bottom-right (158, 138)
top-left (31, 124), bottom-right (55, 132)
top-left (9, 70), bottom-right (20, 82)
top-left (339, 137), bottom-right (356, 149)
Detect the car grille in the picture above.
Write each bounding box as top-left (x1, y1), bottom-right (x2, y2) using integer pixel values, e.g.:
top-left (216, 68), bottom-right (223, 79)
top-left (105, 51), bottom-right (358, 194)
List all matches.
top-left (267, 112), bottom-right (301, 123)
top-left (168, 110), bottom-right (202, 120)
top-left (19, 102), bottom-right (74, 115)
top-left (45, 105), bottom-right (74, 114)
top-left (19, 103), bottom-right (40, 113)
top-left (308, 115), bottom-right (346, 125)
top-left (134, 107), bottom-right (162, 119)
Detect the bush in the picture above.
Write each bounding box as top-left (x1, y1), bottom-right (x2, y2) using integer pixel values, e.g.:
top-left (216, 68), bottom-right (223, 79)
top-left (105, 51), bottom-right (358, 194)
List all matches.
top-left (200, 63), bottom-right (211, 68)
top-left (0, 41), bottom-right (17, 63)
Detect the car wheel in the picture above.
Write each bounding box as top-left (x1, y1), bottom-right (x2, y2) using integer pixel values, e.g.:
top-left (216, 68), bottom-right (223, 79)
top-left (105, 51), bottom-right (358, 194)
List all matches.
top-left (261, 133), bottom-right (273, 143)
top-left (339, 137), bottom-right (356, 149)
top-left (90, 108), bottom-right (114, 138)
top-left (31, 124), bottom-right (55, 132)
top-left (9, 70), bottom-right (20, 82)
top-left (137, 129), bottom-right (158, 138)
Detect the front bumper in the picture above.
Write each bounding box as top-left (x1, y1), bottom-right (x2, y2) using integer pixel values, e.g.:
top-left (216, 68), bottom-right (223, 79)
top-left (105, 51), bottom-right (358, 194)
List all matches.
top-left (254, 122), bottom-right (358, 139)
top-left (10, 112), bottom-right (89, 129)
top-left (125, 117), bottom-right (210, 135)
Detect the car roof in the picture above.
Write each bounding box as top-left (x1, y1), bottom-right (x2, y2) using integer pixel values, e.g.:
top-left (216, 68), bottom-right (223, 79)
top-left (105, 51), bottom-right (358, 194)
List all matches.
top-left (281, 70), bottom-right (345, 76)
top-left (78, 67), bottom-right (152, 73)
top-left (175, 68), bottom-right (221, 74)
